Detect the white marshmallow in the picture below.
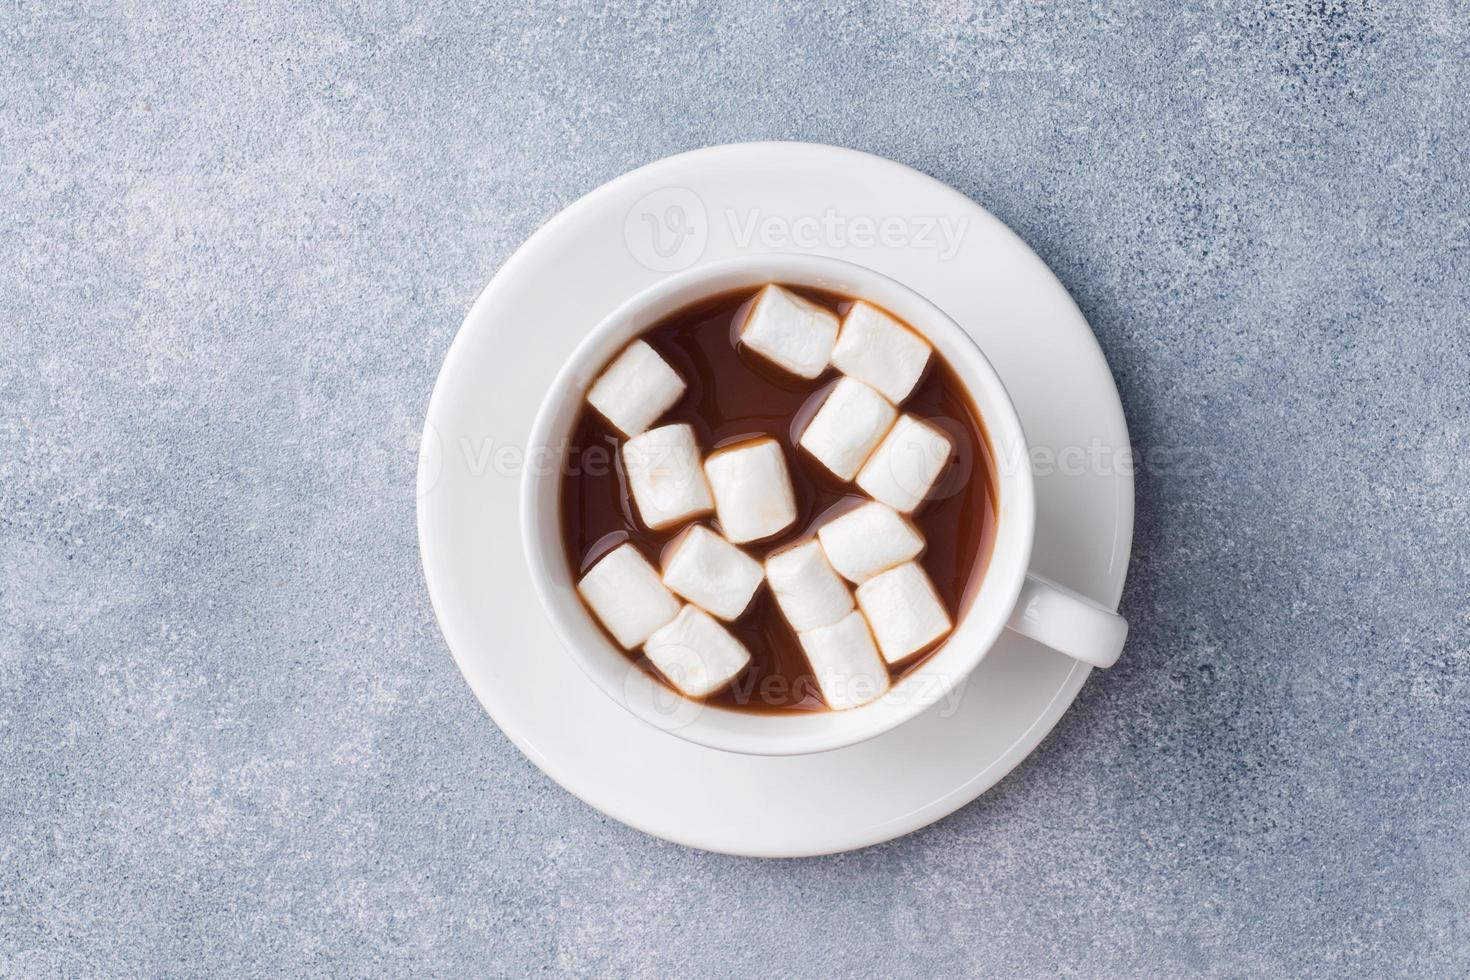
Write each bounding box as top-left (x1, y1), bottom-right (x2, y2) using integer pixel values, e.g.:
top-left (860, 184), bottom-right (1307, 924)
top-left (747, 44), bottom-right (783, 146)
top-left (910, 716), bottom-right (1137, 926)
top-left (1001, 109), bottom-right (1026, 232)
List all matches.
top-left (856, 561), bottom-right (952, 663)
top-left (586, 340), bottom-right (686, 436)
top-left (661, 525), bottom-right (764, 621)
top-left (816, 501), bottom-right (923, 584)
top-left (703, 438), bottom-right (798, 544)
top-left (797, 377), bottom-right (898, 481)
top-left (622, 423), bottom-right (714, 530)
top-left (738, 285), bottom-right (839, 379)
top-left (764, 540), bottom-right (854, 632)
top-left (644, 605), bottom-right (751, 699)
top-left (855, 414), bottom-right (954, 513)
top-left (798, 611), bottom-right (890, 710)
top-left (831, 301), bottom-right (932, 403)
top-left (577, 543), bottom-right (681, 649)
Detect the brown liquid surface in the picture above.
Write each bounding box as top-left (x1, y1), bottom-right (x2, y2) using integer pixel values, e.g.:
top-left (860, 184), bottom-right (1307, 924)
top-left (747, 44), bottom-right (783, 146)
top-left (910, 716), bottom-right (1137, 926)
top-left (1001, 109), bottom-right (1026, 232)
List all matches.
top-left (559, 286), bottom-right (998, 713)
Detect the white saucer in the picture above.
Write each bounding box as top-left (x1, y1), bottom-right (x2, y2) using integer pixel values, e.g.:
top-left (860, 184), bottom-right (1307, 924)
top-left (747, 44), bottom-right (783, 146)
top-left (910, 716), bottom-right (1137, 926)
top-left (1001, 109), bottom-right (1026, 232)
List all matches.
top-left (418, 143), bottom-right (1133, 857)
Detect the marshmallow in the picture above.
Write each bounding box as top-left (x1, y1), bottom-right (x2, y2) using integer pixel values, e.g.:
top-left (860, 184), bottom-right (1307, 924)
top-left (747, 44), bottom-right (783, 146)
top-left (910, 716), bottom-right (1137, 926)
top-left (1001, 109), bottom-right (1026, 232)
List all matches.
top-left (816, 500), bottom-right (923, 584)
top-left (622, 423), bottom-right (714, 530)
top-left (798, 611), bottom-right (891, 710)
top-left (661, 525), bottom-right (764, 621)
top-left (831, 301), bottom-right (933, 403)
top-left (797, 377), bottom-right (898, 481)
top-left (856, 561), bottom-right (952, 663)
top-left (644, 605), bottom-right (752, 699)
top-left (738, 285), bottom-right (839, 379)
top-left (764, 540), bottom-right (854, 632)
top-left (855, 414), bottom-right (954, 513)
top-left (577, 543), bottom-right (682, 648)
top-left (703, 438), bottom-right (798, 543)
top-left (586, 340), bottom-right (686, 436)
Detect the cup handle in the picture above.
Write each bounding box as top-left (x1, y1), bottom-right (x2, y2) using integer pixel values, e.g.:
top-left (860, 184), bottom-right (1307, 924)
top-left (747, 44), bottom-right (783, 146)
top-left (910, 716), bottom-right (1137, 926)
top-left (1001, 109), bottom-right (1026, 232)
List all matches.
top-left (1005, 574), bottom-right (1128, 668)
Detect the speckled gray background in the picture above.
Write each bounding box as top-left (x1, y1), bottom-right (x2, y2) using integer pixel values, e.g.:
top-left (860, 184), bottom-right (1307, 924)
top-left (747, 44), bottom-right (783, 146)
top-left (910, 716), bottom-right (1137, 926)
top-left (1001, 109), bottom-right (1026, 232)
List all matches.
top-left (3, 0), bottom-right (1467, 976)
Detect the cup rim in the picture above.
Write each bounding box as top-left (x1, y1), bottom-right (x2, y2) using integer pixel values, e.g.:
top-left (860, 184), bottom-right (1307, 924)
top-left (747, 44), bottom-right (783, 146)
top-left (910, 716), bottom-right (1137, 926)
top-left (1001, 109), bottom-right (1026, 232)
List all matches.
top-left (520, 253), bottom-right (1036, 756)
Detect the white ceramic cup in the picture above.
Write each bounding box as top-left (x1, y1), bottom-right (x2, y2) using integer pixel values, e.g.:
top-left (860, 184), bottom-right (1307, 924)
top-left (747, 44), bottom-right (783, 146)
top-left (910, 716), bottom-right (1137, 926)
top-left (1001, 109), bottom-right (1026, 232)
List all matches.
top-left (521, 254), bottom-right (1127, 756)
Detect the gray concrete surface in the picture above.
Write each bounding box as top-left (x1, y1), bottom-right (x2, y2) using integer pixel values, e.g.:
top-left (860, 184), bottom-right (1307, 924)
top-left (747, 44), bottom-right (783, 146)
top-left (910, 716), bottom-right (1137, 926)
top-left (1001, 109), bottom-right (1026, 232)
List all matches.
top-left (3, 1), bottom-right (1467, 976)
